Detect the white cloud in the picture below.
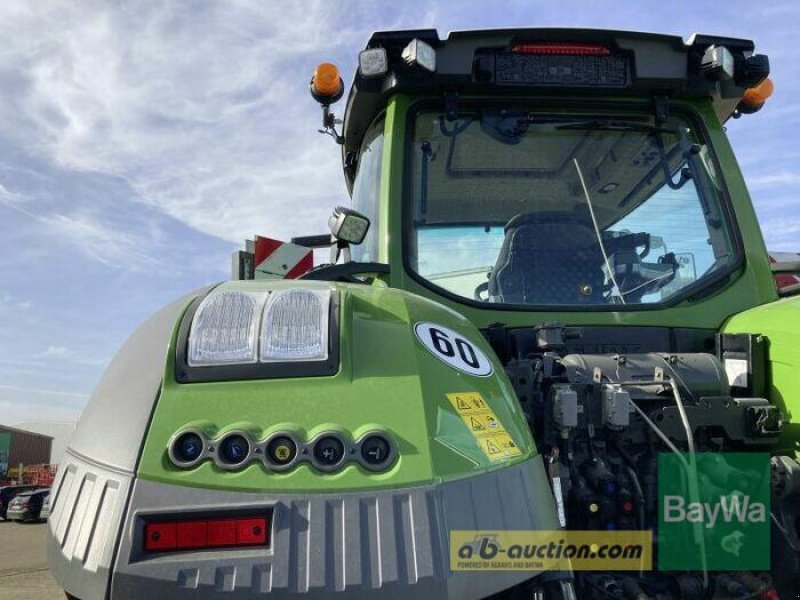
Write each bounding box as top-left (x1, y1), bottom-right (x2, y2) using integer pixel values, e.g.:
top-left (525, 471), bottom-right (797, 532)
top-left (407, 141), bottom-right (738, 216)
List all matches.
top-left (760, 217), bottom-right (800, 252)
top-left (32, 344), bottom-right (107, 367)
top-left (0, 384), bottom-right (88, 424)
top-left (0, 291), bottom-right (32, 313)
top-left (0, 2), bottom-right (435, 246)
top-left (43, 212), bottom-right (163, 271)
top-left (0, 382), bottom-right (88, 400)
top-left (746, 172), bottom-right (800, 189)
top-left (37, 345), bottom-right (71, 358)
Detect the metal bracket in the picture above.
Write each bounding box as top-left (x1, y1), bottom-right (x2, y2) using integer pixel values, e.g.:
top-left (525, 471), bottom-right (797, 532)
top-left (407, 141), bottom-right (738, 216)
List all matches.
top-left (318, 105), bottom-right (344, 144)
top-left (444, 90), bottom-right (459, 121)
top-left (653, 96), bottom-right (670, 125)
top-left (654, 366), bottom-right (665, 382)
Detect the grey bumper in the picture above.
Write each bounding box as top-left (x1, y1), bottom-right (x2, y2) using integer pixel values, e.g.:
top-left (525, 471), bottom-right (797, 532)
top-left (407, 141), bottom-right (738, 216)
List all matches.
top-left (48, 452), bottom-right (562, 600)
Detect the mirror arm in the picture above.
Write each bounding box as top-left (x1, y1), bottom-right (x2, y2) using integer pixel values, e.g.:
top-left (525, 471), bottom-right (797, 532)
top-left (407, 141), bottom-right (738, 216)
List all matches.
top-left (330, 239), bottom-right (351, 264)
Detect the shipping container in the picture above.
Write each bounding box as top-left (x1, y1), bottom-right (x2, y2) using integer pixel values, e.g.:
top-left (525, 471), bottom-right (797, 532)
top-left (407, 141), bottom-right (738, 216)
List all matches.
top-left (0, 424), bottom-right (53, 480)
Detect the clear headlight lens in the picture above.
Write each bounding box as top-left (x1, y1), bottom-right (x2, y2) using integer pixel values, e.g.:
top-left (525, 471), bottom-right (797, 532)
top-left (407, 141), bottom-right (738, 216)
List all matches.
top-left (261, 289), bottom-right (330, 362)
top-left (188, 291), bottom-right (263, 366)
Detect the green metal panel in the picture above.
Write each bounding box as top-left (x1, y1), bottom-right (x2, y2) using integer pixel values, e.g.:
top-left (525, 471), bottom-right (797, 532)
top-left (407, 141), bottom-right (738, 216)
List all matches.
top-left (137, 280), bottom-right (536, 493)
top-left (382, 94), bottom-right (777, 330)
top-left (0, 432), bottom-right (10, 480)
top-left (723, 296), bottom-right (800, 455)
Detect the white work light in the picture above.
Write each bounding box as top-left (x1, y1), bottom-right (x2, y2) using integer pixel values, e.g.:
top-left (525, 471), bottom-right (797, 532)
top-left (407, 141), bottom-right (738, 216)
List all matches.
top-left (359, 47), bottom-right (388, 77)
top-left (261, 289), bottom-right (331, 361)
top-left (328, 206), bottom-right (370, 245)
top-left (402, 38), bottom-right (436, 72)
top-left (701, 45), bottom-right (735, 81)
top-left (188, 291), bottom-right (264, 366)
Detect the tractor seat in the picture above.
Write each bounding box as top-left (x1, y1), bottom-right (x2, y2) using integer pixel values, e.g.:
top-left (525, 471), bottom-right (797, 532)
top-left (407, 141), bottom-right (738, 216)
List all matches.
top-left (488, 212), bottom-right (607, 305)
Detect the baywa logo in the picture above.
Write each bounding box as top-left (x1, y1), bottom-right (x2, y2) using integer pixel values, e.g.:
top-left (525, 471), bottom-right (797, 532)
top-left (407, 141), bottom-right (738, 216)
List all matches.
top-left (663, 492), bottom-right (767, 531)
top-left (658, 453), bottom-right (770, 571)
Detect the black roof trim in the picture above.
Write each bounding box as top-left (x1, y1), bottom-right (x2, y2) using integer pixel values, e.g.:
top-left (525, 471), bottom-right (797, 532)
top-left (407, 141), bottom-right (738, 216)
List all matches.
top-left (339, 27), bottom-right (762, 191)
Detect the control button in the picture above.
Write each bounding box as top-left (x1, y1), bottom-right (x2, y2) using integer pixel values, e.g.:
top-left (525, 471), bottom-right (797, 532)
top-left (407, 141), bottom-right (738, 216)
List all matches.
top-left (266, 436), bottom-right (297, 466)
top-left (173, 432), bottom-right (204, 464)
top-left (313, 436), bottom-right (345, 468)
top-left (360, 435), bottom-right (392, 468)
top-left (219, 434), bottom-right (250, 465)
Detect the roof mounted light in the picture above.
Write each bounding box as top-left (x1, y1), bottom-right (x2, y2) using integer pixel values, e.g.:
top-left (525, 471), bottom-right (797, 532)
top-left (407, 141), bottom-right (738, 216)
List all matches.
top-left (742, 78), bottom-right (774, 108)
top-left (358, 47), bottom-right (388, 78)
top-left (700, 45), bottom-right (735, 81)
top-left (738, 77), bottom-right (775, 115)
top-left (402, 38), bottom-right (436, 72)
top-left (310, 62), bottom-right (344, 105)
top-left (511, 42), bottom-right (610, 56)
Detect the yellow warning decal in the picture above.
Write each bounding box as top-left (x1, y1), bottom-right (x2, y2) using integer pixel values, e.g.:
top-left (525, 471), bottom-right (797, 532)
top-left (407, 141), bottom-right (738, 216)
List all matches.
top-left (446, 393), bottom-right (522, 462)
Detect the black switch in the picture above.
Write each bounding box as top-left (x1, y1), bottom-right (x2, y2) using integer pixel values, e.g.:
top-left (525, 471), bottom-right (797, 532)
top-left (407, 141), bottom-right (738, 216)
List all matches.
top-left (266, 436), bottom-right (297, 466)
top-left (313, 436), bottom-right (344, 467)
top-left (360, 435), bottom-right (391, 467)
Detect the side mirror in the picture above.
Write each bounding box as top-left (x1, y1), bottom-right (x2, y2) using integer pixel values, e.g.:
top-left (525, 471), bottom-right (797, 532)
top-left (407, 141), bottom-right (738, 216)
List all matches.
top-left (328, 206), bottom-right (370, 263)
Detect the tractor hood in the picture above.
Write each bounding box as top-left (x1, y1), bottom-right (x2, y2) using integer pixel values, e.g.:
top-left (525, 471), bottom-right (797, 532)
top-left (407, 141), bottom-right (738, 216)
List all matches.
top-left (134, 280), bottom-right (535, 493)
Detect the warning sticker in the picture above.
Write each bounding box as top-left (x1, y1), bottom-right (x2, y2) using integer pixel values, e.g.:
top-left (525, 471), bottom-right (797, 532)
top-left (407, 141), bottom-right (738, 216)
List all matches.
top-left (478, 433), bottom-right (519, 458)
top-left (447, 392), bottom-right (490, 415)
top-left (446, 393), bottom-right (522, 462)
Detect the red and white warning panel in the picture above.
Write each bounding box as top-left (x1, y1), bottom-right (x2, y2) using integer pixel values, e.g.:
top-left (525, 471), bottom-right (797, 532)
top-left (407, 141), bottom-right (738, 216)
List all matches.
top-left (769, 251), bottom-right (800, 295)
top-left (254, 236), bottom-right (313, 279)
top-left (232, 236), bottom-right (313, 280)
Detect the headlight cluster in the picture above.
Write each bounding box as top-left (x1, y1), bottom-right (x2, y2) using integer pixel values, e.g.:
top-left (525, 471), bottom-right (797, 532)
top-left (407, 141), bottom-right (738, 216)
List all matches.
top-left (189, 288), bottom-right (331, 366)
top-left (168, 429), bottom-right (397, 473)
top-left (175, 288), bottom-right (339, 383)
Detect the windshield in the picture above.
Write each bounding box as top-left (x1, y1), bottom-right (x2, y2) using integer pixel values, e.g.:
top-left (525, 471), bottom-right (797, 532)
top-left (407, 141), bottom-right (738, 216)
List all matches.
top-left (407, 107), bottom-right (737, 307)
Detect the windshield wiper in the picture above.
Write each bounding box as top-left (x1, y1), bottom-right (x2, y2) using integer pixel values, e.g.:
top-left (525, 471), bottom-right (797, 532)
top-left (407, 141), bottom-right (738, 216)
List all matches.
top-left (573, 157), bottom-right (626, 305)
top-left (554, 120), bottom-right (677, 134)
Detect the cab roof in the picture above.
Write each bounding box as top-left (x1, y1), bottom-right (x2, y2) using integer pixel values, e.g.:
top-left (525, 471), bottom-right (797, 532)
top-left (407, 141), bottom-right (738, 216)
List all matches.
top-left (340, 28), bottom-right (769, 191)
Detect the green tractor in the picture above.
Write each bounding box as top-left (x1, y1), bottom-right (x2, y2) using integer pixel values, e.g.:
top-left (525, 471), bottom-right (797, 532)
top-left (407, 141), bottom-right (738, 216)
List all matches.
top-left (47, 28), bottom-right (799, 599)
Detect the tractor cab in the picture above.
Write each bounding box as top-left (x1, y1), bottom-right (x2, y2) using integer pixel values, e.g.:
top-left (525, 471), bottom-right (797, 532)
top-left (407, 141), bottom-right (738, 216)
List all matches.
top-left (308, 29), bottom-right (778, 330)
top-left (296, 29), bottom-right (800, 596)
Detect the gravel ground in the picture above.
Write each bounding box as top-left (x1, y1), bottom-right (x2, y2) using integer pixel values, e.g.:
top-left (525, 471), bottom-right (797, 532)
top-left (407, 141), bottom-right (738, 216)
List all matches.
top-left (0, 520), bottom-right (62, 599)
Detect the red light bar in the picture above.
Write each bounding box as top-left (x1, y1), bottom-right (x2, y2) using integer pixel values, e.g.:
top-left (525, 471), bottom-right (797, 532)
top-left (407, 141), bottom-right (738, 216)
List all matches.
top-left (145, 515), bottom-right (269, 552)
top-left (512, 42), bottom-right (611, 56)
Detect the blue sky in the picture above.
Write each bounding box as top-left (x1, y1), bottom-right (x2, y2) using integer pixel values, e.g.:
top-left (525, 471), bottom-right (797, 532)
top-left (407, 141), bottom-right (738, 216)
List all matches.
top-left (1, 1), bottom-right (798, 425)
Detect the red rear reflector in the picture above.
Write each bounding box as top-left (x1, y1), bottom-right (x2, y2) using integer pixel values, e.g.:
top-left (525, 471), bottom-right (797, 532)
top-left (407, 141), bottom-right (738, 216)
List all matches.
top-left (145, 522), bottom-right (177, 551)
top-left (177, 521), bottom-right (207, 549)
top-left (144, 515), bottom-right (270, 552)
top-left (237, 518), bottom-right (268, 545)
top-left (207, 519), bottom-right (237, 547)
top-left (512, 42), bottom-right (611, 56)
